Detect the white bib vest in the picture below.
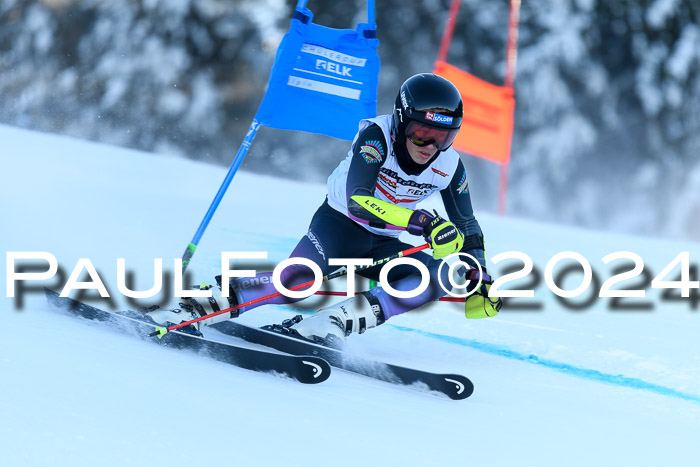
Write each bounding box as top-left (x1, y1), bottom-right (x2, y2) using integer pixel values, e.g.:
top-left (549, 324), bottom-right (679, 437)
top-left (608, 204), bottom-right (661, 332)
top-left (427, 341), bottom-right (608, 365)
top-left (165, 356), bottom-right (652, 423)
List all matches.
top-left (327, 115), bottom-right (460, 237)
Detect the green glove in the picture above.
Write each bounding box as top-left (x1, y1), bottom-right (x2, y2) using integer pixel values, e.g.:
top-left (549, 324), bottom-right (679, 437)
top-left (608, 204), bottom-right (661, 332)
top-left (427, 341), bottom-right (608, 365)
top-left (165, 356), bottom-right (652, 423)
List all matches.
top-left (465, 283), bottom-right (502, 319)
top-left (424, 214), bottom-right (464, 260)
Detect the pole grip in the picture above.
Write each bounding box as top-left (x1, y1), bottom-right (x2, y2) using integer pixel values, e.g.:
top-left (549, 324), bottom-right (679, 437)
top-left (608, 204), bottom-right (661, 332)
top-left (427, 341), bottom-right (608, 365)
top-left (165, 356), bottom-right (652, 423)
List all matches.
top-left (181, 242), bottom-right (197, 272)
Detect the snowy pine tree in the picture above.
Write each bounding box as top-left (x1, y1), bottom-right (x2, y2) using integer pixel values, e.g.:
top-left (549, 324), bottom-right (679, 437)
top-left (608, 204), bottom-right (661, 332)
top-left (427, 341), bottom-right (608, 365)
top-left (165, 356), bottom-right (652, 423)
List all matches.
top-left (0, 0), bottom-right (698, 239)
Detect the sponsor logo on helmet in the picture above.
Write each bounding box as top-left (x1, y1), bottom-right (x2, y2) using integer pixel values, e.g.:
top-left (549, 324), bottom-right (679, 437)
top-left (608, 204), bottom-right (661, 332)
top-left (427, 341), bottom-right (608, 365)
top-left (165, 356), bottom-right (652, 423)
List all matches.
top-left (359, 140), bottom-right (384, 164)
top-left (425, 111), bottom-right (453, 125)
top-left (431, 167), bottom-right (448, 177)
top-left (401, 91), bottom-right (409, 109)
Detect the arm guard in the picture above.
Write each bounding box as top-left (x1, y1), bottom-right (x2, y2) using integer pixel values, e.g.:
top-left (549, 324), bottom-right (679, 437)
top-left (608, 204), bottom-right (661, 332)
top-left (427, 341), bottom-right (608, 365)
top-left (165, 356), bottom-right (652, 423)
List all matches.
top-left (348, 195), bottom-right (413, 230)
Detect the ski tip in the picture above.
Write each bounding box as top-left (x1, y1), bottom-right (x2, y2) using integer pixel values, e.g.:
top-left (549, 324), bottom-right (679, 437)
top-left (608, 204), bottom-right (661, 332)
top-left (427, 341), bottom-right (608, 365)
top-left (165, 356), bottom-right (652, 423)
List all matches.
top-left (444, 375), bottom-right (474, 400)
top-left (299, 358), bottom-right (332, 384)
top-left (44, 287), bottom-right (59, 300)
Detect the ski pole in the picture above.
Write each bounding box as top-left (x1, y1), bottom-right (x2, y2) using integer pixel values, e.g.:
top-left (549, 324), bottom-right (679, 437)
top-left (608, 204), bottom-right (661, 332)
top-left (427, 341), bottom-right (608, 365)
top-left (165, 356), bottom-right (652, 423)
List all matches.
top-left (149, 243), bottom-right (430, 338)
top-left (180, 119), bottom-right (262, 272)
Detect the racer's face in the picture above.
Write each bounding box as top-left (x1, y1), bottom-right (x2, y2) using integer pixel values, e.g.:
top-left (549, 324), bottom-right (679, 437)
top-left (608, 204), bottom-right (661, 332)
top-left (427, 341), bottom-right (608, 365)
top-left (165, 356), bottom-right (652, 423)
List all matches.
top-left (403, 121), bottom-right (458, 164)
top-left (406, 135), bottom-right (439, 164)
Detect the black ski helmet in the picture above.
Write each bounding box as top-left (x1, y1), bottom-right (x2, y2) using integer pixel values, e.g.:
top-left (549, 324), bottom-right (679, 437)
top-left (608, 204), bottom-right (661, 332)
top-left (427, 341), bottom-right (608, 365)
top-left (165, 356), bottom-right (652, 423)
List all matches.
top-left (392, 73), bottom-right (463, 151)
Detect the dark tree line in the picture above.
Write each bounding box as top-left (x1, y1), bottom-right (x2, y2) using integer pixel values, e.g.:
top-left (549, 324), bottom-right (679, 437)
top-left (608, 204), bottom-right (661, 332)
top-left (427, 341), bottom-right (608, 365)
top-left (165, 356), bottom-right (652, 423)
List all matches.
top-left (1, 0), bottom-right (698, 239)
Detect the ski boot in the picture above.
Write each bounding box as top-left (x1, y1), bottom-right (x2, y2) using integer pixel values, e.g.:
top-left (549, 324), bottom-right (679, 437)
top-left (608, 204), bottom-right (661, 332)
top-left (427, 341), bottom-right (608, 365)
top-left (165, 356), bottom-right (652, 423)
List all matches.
top-left (263, 292), bottom-right (385, 347)
top-left (144, 279), bottom-right (241, 336)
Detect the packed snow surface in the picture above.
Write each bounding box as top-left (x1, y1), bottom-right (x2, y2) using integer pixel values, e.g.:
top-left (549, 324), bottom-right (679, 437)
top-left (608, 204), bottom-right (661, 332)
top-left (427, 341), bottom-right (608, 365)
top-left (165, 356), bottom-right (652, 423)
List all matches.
top-left (2, 125), bottom-right (699, 466)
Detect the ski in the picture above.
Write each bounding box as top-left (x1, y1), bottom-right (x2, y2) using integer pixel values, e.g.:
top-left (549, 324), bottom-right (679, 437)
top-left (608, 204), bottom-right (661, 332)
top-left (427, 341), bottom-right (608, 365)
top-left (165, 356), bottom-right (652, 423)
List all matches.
top-left (211, 320), bottom-right (474, 400)
top-left (44, 289), bottom-right (330, 384)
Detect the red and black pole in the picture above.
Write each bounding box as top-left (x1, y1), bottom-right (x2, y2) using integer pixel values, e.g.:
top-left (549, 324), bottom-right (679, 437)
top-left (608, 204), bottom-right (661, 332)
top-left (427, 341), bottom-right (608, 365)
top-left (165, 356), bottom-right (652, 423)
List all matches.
top-left (149, 243), bottom-right (430, 338)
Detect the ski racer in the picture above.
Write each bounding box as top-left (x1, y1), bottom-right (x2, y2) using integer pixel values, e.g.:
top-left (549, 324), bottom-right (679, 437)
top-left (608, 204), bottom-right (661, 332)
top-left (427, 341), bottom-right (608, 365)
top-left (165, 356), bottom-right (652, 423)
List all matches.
top-left (148, 73), bottom-right (502, 344)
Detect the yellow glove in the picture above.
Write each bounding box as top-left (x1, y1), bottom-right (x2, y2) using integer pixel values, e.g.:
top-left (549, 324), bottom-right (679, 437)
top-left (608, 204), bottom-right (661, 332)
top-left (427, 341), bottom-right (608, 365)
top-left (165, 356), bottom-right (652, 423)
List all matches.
top-left (465, 283), bottom-right (502, 319)
top-left (424, 215), bottom-right (464, 260)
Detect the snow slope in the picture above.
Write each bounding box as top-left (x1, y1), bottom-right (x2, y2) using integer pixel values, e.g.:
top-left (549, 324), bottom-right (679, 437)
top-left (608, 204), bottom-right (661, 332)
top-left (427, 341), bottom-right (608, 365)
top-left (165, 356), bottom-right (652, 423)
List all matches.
top-left (2, 124), bottom-right (699, 467)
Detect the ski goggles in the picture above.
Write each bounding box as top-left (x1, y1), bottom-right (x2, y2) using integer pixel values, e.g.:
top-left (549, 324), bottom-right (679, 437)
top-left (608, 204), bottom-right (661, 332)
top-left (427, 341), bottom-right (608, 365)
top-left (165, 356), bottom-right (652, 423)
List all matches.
top-left (405, 120), bottom-right (459, 151)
